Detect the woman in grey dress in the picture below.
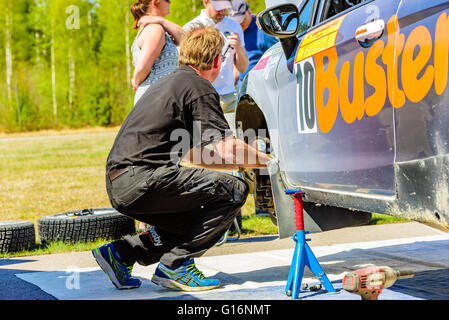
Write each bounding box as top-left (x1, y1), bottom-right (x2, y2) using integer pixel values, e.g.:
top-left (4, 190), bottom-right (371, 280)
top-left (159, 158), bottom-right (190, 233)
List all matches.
top-left (130, 0), bottom-right (183, 105)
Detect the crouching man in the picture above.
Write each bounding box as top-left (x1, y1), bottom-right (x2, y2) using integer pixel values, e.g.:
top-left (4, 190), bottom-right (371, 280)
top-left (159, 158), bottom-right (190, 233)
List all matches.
top-left (92, 26), bottom-right (272, 292)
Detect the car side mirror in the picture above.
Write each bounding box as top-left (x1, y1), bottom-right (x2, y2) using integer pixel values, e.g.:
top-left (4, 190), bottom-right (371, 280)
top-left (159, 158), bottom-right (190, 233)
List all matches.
top-left (257, 4), bottom-right (300, 59)
top-left (257, 4), bottom-right (300, 38)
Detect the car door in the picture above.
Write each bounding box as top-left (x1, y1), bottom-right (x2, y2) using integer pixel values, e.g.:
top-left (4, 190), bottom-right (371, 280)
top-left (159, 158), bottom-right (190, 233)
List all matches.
top-left (276, 0), bottom-right (401, 197)
top-left (394, 0), bottom-right (449, 163)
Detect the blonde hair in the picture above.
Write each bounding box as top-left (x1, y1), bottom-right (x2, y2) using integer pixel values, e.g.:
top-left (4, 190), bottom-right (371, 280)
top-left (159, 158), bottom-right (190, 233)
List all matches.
top-left (131, 0), bottom-right (160, 29)
top-left (178, 25), bottom-right (225, 71)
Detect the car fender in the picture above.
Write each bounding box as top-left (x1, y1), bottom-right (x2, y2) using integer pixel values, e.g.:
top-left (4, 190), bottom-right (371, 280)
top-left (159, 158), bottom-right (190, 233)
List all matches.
top-left (236, 44), bottom-right (284, 156)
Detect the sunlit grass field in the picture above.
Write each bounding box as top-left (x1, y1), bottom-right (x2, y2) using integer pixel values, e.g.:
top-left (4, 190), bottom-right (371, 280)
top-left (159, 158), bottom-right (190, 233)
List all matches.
top-left (0, 128), bottom-right (119, 224)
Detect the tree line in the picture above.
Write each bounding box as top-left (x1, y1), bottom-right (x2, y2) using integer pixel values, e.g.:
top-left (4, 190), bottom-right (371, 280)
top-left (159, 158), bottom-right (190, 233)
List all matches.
top-left (0, 0), bottom-right (266, 133)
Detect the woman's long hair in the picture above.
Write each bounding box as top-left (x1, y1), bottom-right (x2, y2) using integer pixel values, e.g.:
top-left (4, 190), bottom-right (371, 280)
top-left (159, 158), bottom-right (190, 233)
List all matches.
top-left (131, 0), bottom-right (160, 29)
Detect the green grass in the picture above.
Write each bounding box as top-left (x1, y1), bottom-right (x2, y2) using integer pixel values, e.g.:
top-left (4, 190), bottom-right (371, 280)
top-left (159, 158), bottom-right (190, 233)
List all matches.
top-left (370, 213), bottom-right (409, 225)
top-left (240, 215), bottom-right (279, 236)
top-left (0, 128), bottom-right (118, 225)
top-left (0, 238), bottom-right (111, 259)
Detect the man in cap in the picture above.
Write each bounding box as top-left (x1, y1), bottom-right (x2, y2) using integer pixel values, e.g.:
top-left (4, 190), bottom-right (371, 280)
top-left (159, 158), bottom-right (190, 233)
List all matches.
top-left (184, 0), bottom-right (249, 118)
top-left (229, 0), bottom-right (278, 90)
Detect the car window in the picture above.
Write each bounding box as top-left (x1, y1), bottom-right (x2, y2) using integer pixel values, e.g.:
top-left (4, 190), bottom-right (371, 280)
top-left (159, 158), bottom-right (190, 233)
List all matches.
top-left (320, 0), bottom-right (367, 22)
top-left (298, 0), bottom-right (315, 33)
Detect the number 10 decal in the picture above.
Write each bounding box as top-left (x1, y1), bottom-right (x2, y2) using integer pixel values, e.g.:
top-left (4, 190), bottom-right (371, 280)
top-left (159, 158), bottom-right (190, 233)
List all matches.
top-left (295, 57), bottom-right (318, 134)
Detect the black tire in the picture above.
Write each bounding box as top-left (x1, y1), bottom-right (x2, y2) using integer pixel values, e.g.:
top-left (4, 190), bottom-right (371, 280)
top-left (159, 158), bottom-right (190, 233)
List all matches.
top-left (0, 221), bottom-right (35, 253)
top-left (38, 208), bottom-right (136, 244)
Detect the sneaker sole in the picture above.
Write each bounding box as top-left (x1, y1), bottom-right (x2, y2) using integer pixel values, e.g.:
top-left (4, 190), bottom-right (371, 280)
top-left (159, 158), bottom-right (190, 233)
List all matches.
top-left (92, 249), bottom-right (140, 290)
top-left (151, 275), bottom-right (220, 292)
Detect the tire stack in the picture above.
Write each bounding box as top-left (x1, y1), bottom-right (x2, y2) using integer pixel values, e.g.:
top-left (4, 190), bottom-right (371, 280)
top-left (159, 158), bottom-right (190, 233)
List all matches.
top-left (38, 208), bottom-right (135, 244)
top-left (0, 221), bottom-right (36, 253)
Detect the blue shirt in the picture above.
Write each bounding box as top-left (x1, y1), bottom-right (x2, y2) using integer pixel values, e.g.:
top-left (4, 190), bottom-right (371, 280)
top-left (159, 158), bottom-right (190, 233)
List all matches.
top-left (238, 14), bottom-right (278, 88)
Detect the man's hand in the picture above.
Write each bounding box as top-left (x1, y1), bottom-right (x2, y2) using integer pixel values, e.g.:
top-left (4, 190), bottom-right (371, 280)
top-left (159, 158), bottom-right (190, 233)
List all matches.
top-left (179, 136), bottom-right (272, 171)
top-left (227, 32), bottom-right (249, 74)
top-left (226, 32), bottom-right (242, 49)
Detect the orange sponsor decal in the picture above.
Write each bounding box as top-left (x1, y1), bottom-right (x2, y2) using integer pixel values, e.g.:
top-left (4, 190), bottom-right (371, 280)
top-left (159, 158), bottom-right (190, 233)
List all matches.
top-left (311, 13), bottom-right (449, 134)
top-left (314, 47), bottom-right (339, 134)
top-left (295, 15), bottom-right (347, 63)
top-left (364, 40), bottom-right (387, 117)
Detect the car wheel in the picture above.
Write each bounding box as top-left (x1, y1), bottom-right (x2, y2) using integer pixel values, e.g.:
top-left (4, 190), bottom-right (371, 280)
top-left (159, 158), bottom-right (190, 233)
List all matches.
top-left (38, 208), bottom-right (136, 244)
top-left (0, 221), bottom-right (36, 253)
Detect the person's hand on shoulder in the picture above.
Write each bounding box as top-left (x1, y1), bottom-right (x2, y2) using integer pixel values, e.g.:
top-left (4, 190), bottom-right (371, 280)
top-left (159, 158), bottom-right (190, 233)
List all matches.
top-left (138, 15), bottom-right (164, 28)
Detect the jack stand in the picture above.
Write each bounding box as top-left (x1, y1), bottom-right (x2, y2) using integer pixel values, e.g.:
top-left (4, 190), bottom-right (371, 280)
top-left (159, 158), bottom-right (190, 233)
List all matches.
top-left (285, 189), bottom-right (336, 299)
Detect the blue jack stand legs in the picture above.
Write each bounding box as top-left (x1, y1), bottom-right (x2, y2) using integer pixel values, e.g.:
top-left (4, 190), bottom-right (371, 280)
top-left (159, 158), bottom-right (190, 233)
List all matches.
top-left (285, 190), bottom-right (336, 299)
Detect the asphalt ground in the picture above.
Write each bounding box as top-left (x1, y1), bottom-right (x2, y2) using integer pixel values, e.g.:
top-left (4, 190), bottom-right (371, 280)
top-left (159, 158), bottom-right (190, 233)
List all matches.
top-left (0, 221), bottom-right (447, 302)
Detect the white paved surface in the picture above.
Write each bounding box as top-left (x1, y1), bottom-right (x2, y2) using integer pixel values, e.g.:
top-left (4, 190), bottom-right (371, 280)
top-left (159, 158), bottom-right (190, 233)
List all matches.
top-left (15, 230), bottom-right (449, 300)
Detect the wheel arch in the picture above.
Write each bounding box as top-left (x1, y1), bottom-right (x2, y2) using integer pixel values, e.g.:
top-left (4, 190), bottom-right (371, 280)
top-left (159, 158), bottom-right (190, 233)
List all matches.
top-left (235, 94), bottom-right (270, 137)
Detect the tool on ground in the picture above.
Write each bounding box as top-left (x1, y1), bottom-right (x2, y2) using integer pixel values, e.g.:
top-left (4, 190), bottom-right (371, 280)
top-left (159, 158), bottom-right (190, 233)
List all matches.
top-left (285, 189), bottom-right (336, 299)
top-left (342, 265), bottom-right (414, 300)
top-left (301, 283), bottom-right (322, 291)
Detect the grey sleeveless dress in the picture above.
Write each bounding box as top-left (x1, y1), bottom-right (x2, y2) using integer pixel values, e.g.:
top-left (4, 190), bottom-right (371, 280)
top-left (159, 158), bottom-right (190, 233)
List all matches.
top-left (131, 28), bottom-right (178, 105)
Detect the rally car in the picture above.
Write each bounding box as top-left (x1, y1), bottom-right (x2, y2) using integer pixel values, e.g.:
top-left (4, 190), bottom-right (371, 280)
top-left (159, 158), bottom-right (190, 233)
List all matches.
top-left (235, 0), bottom-right (449, 238)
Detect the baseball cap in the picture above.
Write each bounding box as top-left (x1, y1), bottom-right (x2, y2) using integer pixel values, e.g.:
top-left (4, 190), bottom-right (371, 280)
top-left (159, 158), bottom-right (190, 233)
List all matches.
top-left (228, 0), bottom-right (249, 24)
top-left (210, 0), bottom-right (233, 11)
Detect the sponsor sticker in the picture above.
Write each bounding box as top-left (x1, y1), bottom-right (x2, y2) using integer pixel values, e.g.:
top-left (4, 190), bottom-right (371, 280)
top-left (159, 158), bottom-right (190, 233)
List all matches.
top-left (295, 14), bottom-right (347, 63)
top-left (293, 12), bottom-right (449, 134)
top-left (253, 56), bottom-right (270, 71)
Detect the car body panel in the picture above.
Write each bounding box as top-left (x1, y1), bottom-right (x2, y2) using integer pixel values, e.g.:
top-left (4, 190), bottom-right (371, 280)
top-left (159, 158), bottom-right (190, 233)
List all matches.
top-left (277, 0), bottom-right (399, 198)
top-left (395, 0), bottom-right (449, 163)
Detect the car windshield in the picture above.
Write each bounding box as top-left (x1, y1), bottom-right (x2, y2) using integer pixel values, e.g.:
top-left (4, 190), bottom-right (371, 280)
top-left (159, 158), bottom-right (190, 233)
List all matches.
top-left (298, 0), bottom-right (314, 33)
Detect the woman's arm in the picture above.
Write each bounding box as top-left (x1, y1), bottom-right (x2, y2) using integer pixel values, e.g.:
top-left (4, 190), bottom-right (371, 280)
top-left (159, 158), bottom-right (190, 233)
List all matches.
top-left (132, 24), bottom-right (166, 90)
top-left (138, 16), bottom-right (184, 46)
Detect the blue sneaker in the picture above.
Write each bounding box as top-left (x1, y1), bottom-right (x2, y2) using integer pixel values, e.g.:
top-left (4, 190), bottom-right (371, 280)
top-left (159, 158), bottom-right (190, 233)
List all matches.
top-left (152, 259), bottom-right (220, 291)
top-left (92, 243), bottom-right (142, 290)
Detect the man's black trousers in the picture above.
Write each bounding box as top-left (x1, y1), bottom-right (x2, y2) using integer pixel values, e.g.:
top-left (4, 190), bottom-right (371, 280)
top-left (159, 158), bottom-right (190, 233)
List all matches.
top-left (106, 164), bottom-right (249, 269)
